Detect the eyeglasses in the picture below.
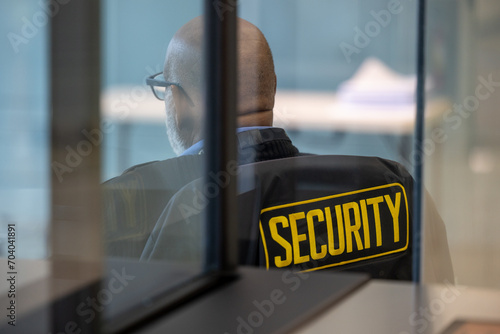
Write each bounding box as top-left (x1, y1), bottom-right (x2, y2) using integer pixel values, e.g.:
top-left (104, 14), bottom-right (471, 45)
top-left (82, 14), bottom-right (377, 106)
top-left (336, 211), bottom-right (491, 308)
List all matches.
top-left (146, 72), bottom-right (194, 106)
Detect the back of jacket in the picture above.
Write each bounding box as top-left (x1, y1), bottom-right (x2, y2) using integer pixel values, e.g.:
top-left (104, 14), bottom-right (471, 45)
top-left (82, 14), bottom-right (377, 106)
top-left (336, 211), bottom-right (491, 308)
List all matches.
top-left (142, 155), bottom-right (423, 281)
top-left (237, 155), bottom-right (414, 280)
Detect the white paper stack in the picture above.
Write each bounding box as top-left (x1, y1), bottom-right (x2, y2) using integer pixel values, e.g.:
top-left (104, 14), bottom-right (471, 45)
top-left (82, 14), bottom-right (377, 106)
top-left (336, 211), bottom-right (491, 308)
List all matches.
top-left (336, 57), bottom-right (417, 107)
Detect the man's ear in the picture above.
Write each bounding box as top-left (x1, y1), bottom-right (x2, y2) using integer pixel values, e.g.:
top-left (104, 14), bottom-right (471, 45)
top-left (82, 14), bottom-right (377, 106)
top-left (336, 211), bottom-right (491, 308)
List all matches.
top-left (273, 73), bottom-right (277, 95)
top-left (171, 85), bottom-right (193, 128)
top-left (170, 85), bottom-right (197, 142)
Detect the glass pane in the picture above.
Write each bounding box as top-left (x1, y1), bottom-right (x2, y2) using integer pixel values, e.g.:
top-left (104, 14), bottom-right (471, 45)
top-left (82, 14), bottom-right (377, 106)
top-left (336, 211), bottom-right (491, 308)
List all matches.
top-left (101, 0), bottom-right (215, 327)
top-left (0, 2), bottom-right (51, 329)
top-left (425, 0), bottom-right (500, 289)
top-left (0, 1), bottom-right (49, 260)
top-left (235, 0), bottom-right (452, 282)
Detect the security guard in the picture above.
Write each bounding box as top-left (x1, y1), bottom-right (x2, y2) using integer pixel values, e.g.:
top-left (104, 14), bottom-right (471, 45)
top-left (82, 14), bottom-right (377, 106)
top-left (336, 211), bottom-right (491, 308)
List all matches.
top-left (106, 17), bottom-right (454, 283)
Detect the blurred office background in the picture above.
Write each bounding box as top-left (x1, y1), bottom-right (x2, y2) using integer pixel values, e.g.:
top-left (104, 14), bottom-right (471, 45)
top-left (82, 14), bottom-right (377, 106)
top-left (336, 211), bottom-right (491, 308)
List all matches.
top-left (0, 0), bottom-right (499, 289)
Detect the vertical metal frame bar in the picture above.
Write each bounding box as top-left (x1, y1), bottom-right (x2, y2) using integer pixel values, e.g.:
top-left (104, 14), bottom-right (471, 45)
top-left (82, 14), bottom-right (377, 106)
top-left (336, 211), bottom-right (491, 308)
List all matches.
top-left (413, 0), bottom-right (427, 283)
top-left (203, 0), bottom-right (239, 272)
top-left (50, 0), bottom-right (102, 332)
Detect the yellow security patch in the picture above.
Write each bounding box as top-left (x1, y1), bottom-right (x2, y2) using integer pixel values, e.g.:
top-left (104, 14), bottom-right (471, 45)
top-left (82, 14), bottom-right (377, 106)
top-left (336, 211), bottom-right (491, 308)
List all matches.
top-left (259, 183), bottom-right (409, 272)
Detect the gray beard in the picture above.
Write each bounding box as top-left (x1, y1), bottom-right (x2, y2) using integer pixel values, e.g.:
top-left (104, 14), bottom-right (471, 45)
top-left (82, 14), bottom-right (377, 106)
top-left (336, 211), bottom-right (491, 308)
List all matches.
top-left (164, 90), bottom-right (189, 156)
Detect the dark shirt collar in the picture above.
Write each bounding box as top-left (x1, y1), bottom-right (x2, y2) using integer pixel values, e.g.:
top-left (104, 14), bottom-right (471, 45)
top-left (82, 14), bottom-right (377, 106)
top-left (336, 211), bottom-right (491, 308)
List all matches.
top-left (180, 126), bottom-right (272, 156)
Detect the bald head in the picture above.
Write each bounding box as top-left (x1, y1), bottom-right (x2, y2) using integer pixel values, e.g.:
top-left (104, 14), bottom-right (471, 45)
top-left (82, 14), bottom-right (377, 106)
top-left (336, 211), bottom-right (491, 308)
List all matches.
top-left (163, 16), bottom-right (276, 154)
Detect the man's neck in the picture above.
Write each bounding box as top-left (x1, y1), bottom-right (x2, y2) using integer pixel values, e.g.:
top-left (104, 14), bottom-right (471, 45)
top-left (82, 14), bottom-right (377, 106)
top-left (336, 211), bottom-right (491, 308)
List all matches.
top-left (180, 126), bottom-right (273, 156)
